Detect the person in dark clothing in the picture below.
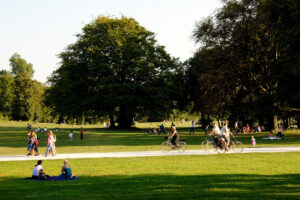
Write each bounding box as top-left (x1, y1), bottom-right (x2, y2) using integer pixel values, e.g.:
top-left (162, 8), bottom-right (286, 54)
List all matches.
top-left (169, 124), bottom-right (179, 147)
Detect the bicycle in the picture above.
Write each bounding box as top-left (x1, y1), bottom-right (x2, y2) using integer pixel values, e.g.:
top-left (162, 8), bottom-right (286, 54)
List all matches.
top-left (160, 137), bottom-right (187, 153)
top-left (206, 136), bottom-right (243, 153)
top-left (206, 136), bottom-right (227, 154)
top-left (201, 135), bottom-right (214, 151)
top-left (229, 137), bottom-right (244, 153)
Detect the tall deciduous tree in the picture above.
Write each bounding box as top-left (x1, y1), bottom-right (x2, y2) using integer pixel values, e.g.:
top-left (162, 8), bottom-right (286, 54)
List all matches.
top-left (47, 16), bottom-right (180, 128)
top-left (0, 70), bottom-right (14, 117)
top-left (9, 53), bottom-right (34, 78)
top-left (11, 73), bottom-right (33, 120)
top-left (188, 0), bottom-right (300, 129)
top-left (9, 53), bottom-right (34, 120)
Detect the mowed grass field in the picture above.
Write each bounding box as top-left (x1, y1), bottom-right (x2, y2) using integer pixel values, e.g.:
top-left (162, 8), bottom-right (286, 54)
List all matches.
top-left (0, 153), bottom-right (300, 200)
top-left (0, 121), bottom-right (300, 155)
top-left (1, 121), bottom-right (300, 199)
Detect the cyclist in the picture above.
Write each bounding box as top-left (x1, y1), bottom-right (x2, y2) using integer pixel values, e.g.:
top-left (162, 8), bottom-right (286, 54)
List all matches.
top-left (221, 120), bottom-right (234, 150)
top-left (169, 123), bottom-right (179, 148)
top-left (209, 122), bottom-right (221, 136)
top-left (209, 122), bottom-right (222, 147)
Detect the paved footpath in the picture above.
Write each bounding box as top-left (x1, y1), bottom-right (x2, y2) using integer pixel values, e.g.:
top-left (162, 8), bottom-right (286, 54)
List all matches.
top-left (1, 146), bottom-right (300, 162)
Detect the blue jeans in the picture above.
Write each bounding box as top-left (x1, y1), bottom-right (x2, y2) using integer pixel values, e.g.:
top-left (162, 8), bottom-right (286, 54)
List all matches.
top-left (45, 144), bottom-right (54, 156)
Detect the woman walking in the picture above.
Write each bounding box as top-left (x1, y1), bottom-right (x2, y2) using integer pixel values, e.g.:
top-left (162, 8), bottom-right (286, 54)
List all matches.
top-left (45, 130), bottom-right (55, 157)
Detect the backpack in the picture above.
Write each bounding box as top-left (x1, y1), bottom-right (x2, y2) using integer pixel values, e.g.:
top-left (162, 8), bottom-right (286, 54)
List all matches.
top-left (35, 139), bottom-right (39, 146)
top-left (35, 135), bottom-right (39, 146)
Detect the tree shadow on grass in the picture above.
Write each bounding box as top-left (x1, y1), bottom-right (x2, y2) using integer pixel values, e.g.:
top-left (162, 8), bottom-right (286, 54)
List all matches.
top-left (1, 173), bottom-right (300, 200)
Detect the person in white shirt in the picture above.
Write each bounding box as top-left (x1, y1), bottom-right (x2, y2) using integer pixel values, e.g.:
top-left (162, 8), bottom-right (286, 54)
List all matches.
top-left (69, 130), bottom-right (73, 141)
top-left (44, 127), bottom-right (47, 132)
top-left (209, 122), bottom-right (221, 136)
top-left (221, 121), bottom-right (233, 149)
top-left (32, 160), bottom-right (48, 179)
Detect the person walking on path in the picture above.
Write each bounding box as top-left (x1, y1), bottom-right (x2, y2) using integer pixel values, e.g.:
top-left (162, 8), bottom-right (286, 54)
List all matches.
top-left (190, 121), bottom-right (195, 135)
top-left (80, 127), bottom-right (84, 140)
top-left (45, 131), bottom-right (55, 157)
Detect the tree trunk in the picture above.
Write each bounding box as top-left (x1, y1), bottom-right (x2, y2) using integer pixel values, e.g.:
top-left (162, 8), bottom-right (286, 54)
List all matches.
top-left (109, 113), bottom-right (116, 129)
top-left (297, 113), bottom-right (300, 129)
top-left (273, 115), bottom-right (278, 130)
top-left (117, 106), bottom-right (134, 129)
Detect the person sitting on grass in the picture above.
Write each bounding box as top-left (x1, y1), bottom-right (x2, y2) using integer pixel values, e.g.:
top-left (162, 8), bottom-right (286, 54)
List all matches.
top-left (169, 123), bottom-right (179, 148)
top-left (32, 160), bottom-right (49, 180)
top-left (59, 160), bottom-right (73, 179)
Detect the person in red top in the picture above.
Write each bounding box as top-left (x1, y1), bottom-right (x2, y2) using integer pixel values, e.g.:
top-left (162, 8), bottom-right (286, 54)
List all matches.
top-left (80, 127), bottom-right (84, 140)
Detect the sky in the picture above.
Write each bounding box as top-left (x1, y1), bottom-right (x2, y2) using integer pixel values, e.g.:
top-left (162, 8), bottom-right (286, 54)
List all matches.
top-left (0, 0), bottom-right (222, 83)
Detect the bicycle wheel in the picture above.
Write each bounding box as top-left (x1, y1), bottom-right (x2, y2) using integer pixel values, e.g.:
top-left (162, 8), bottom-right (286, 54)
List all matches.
top-left (206, 141), bottom-right (216, 153)
top-left (177, 141), bottom-right (187, 152)
top-left (201, 139), bottom-right (208, 151)
top-left (233, 141), bottom-right (243, 153)
top-left (161, 141), bottom-right (170, 152)
top-left (216, 145), bottom-right (227, 154)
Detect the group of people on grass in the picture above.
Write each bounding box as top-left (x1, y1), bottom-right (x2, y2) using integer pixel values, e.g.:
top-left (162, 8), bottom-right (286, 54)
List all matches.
top-left (32, 159), bottom-right (73, 180)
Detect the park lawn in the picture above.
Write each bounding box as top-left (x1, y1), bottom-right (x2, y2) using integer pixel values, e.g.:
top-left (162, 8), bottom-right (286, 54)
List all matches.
top-left (0, 121), bottom-right (300, 155)
top-left (0, 152), bottom-right (300, 200)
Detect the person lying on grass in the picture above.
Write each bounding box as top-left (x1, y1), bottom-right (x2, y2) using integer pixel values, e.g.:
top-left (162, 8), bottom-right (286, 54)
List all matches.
top-left (32, 160), bottom-right (49, 180)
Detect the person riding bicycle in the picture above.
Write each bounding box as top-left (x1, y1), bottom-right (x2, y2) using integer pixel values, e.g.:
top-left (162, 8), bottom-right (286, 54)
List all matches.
top-left (221, 120), bottom-right (234, 150)
top-left (209, 122), bottom-right (222, 146)
top-left (169, 123), bottom-right (179, 148)
top-left (209, 122), bottom-right (221, 136)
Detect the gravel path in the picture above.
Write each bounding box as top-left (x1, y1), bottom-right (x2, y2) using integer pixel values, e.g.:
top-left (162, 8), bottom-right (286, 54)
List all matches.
top-left (1, 146), bottom-right (300, 162)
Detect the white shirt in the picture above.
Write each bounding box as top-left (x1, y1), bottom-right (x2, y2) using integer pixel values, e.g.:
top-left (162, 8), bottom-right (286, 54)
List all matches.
top-left (212, 126), bottom-right (221, 135)
top-left (32, 165), bottom-right (43, 176)
top-left (69, 132), bottom-right (73, 138)
top-left (221, 126), bottom-right (230, 137)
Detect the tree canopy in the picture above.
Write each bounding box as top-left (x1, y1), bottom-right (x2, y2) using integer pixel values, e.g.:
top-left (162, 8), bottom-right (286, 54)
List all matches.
top-left (47, 16), bottom-right (181, 128)
top-left (187, 0), bottom-right (300, 129)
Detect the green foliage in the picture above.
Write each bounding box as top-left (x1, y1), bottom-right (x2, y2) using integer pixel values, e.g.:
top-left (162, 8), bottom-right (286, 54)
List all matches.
top-left (11, 73), bottom-right (33, 120)
top-left (47, 16), bottom-right (181, 128)
top-left (0, 53), bottom-right (52, 122)
top-left (188, 0), bottom-right (300, 129)
top-left (9, 53), bottom-right (34, 78)
top-left (0, 70), bottom-right (14, 117)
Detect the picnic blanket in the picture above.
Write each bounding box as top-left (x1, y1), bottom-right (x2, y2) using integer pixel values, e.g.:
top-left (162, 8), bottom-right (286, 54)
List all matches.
top-left (261, 137), bottom-right (281, 140)
top-left (24, 176), bottom-right (79, 181)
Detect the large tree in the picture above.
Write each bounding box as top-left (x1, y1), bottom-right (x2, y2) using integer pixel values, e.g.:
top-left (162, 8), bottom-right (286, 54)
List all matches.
top-left (9, 53), bottom-right (34, 78)
top-left (9, 53), bottom-right (34, 120)
top-left (188, 0), bottom-right (300, 129)
top-left (47, 16), bottom-right (180, 128)
top-left (0, 70), bottom-right (14, 118)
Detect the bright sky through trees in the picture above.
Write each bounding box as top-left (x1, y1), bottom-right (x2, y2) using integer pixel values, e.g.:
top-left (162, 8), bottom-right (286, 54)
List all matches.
top-left (0, 0), bottom-right (222, 83)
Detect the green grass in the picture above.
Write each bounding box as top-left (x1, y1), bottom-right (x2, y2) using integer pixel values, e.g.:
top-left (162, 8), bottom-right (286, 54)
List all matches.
top-left (0, 153), bottom-right (300, 199)
top-left (0, 121), bottom-right (300, 155)
top-left (1, 121), bottom-right (300, 199)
